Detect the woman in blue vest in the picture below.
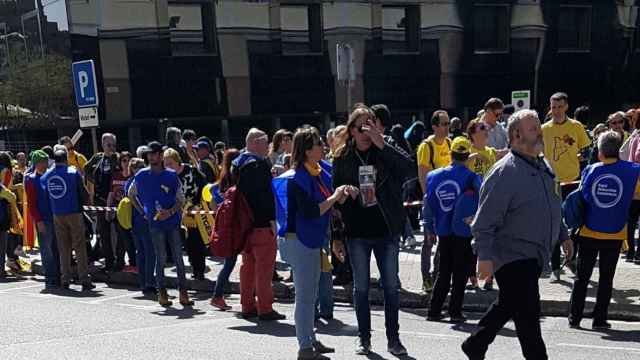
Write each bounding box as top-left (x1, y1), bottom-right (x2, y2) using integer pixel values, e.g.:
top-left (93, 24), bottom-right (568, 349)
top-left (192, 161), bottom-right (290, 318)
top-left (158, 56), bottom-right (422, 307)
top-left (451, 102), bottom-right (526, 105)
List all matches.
top-left (569, 131), bottom-right (640, 329)
top-left (273, 127), bottom-right (349, 360)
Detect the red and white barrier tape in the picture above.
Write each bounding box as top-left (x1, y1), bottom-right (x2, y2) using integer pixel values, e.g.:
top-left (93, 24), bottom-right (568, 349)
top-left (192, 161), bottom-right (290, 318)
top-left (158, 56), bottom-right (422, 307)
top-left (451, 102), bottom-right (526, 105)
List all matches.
top-left (82, 206), bottom-right (216, 215)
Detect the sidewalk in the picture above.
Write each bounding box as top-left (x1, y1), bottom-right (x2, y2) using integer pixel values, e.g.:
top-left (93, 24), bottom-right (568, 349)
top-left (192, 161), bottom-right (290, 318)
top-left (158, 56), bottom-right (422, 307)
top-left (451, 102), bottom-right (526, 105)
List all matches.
top-left (27, 235), bottom-right (640, 321)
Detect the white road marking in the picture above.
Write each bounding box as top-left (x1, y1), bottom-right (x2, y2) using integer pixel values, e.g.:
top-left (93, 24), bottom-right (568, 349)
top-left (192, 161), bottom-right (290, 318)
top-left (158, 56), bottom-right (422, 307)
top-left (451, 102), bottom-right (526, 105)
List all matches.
top-left (85, 292), bottom-right (139, 304)
top-left (372, 328), bottom-right (461, 339)
top-left (0, 284), bottom-right (42, 293)
top-left (556, 343), bottom-right (640, 352)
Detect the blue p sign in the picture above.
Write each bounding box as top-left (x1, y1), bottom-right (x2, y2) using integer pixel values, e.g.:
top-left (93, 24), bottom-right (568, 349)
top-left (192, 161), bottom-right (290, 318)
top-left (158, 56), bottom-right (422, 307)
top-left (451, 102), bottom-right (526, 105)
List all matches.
top-left (72, 60), bottom-right (99, 108)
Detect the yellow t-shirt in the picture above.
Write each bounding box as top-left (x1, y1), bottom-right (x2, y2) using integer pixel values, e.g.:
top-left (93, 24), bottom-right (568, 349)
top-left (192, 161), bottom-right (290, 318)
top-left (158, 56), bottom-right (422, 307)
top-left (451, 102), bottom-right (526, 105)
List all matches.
top-left (466, 145), bottom-right (497, 178)
top-left (542, 118), bottom-right (591, 182)
top-left (417, 136), bottom-right (452, 172)
top-left (68, 150), bottom-right (88, 173)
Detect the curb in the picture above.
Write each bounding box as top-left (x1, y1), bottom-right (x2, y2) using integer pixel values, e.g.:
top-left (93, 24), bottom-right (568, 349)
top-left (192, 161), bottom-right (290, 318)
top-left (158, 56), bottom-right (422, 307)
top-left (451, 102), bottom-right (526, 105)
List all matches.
top-left (30, 262), bottom-right (640, 322)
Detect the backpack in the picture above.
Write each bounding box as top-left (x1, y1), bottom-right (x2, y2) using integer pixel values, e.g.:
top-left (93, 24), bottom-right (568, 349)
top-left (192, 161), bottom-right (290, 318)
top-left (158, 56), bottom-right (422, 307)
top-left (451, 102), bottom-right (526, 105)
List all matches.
top-left (209, 185), bottom-right (254, 258)
top-left (116, 197), bottom-right (133, 230)
top-left (425, 137), bottom-right (452, 170)
top-left (562, 187), bottom-right (584, 230)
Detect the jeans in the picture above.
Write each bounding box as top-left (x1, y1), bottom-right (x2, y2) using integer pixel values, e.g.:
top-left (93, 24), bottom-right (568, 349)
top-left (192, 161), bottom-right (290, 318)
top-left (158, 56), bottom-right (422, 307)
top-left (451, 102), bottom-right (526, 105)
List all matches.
top-left (0, 231), bottom-right (7, 272)
top-left (115, 222), bottom-right (136, 267)
top-left (428, 236), bottom-right (473, 317)
top-left (37, 220), bottom-right (60, 286)
top-left (54, 213), bottom-right (90, 285)
top-left (214, 255), bottom-right (238, 298)
top-left (132, 221), bottom-right (156, 290)
top-left (149, 227), bottom-right (187, 290)
top-left (569, 237), bottom-right (622, 324)
top-left (402, 217), bottom-right (414, 242)
top-left (183, 226), bottom-right (207, 278)
top-left (464, 259), bottom-right (547, 360)
top-left (279, 236), bottom-right (321, 349)
top-left (240, 227), bottom-right (277, 315)
top-left (347, 236), bottom-right (400, 342)
top-left (626, 200), bottom-right (640, 260)
top-left (316, 244), bottom-right (334, 318)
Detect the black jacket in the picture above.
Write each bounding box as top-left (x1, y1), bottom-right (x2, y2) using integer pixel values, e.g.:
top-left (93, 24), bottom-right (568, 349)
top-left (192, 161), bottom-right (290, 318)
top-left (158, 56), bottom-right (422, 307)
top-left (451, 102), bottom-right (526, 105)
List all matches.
top-left (333, 140), bottom-right (413, 238)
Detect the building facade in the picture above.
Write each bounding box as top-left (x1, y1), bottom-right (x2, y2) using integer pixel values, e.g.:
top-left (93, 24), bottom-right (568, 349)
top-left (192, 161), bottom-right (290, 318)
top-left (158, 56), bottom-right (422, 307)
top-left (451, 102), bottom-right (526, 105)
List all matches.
top-left (2, 0), bottom-right (640, 148)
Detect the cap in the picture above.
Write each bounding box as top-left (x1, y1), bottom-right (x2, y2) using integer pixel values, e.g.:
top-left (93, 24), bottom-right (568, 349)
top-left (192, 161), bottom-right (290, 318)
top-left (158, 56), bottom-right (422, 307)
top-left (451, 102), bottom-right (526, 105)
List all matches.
top-left (147, 141), bottom-right (163, 153)
top-left (193, 141), bottom-right (210, 151)
top-left (451, 136), bottom-right (471, 154)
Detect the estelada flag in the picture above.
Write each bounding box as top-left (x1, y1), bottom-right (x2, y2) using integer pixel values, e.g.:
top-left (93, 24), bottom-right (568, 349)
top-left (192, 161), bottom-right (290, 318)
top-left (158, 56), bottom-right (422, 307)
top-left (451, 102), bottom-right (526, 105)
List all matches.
top-left (22, 189), bottom-right (35, 249)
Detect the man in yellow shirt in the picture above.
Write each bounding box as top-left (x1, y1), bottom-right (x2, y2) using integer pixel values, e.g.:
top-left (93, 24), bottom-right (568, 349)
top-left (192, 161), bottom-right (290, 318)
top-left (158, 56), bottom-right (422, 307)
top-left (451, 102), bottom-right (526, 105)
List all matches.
top-left (542, 92), bottom-right (591, 183)
top-left (542, 92), bottom-right (591, 282)
top-left (416, 110), bottom-right (452, 293)
top-left (59, 136), bottom-right (88, 175)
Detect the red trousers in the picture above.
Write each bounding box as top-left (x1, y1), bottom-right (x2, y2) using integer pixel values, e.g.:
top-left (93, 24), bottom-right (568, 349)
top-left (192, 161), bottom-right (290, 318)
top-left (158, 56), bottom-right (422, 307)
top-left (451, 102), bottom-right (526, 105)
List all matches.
top-left (240, 227), bottom-right (277, 315)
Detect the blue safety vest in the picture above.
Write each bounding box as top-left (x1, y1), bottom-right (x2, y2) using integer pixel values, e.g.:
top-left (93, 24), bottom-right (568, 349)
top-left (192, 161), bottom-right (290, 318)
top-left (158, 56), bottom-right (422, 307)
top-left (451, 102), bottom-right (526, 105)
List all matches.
top-left (581, 160), bottom-right (640, 233)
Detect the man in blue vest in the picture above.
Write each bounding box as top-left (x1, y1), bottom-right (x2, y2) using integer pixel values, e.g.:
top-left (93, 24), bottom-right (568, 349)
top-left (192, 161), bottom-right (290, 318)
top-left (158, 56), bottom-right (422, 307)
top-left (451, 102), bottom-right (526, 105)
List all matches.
top-left (423, 137), bottom-right (481, 323)
top-left (42, 148), bottom-right (93, 291)
top-left (128, 141), bottom-right (194, 307)
top-left (569, 130), bottom-right (640, 329)
top-left (25, 150), bottom-right (60, 290)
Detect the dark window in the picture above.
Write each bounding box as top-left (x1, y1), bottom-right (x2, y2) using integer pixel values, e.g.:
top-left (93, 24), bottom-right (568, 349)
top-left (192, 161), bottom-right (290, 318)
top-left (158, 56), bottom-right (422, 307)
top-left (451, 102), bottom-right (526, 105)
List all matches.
top-left (558, 5), bottom-right (591, 52)
top-left (382, 5), bottom-right (420, 54)
top-left (280, 3), bottom-right (323, 55)
top-left (636, 9), bottom-right (640, 52)
top-left (473, 4), bottom-right (510, 54)
top-left (168, 2), bottom-right (217, 55)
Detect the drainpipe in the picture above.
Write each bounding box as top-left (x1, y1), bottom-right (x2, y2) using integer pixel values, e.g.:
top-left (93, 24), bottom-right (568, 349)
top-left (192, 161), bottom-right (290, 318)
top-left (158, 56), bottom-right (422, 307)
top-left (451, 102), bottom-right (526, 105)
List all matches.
top-left (533, 34), bottom-right (546, 108)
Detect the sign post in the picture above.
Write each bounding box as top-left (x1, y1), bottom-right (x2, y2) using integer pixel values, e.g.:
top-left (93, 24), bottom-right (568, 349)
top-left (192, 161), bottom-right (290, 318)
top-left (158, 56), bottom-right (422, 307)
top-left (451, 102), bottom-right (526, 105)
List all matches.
top-left (72, 60), bottom-right (100, 154)
top-left (511, 90), bottom-right (531, 111)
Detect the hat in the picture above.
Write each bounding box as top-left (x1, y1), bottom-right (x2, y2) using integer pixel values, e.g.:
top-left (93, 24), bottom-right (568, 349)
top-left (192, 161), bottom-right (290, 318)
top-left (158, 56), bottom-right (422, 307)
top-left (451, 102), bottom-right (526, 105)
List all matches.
top-left (147, 141), bottom-right (163, 153)
top-left (30, 150), bottom-right (49, 164)
top-left (451, 136), bottom-right (472, 154)
top-left (193, 141), bottom-right (210, 151)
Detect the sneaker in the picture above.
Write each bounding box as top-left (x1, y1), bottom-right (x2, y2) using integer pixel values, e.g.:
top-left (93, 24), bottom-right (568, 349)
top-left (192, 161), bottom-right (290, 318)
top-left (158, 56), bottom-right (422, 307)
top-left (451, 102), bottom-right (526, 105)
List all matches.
top-left (592, 321), bottom-right (612, 330)
top-left (258, 310), bottom-right (286, 321)
top-left (388, 340), bottom-right (408, 356)
top-left (192, 273), bottom-right (205, 281)
top-left (313, 340), bottom-right (335, 354)
top-left (568, 319), bottom-right (581, 329)
top-left (634, 258), bottom-right (640, 265)
top-left (240, 310), bottom-right (258, 319)
top-left (461, 339), bottom-right (484, 360)
top-left (355, 337), bottom-right (371, 355)
top-left (210, 297), bottom-right (232, 311)
top-left (422, 278), bottom-right (434, 293)
top-left (297, 348), bottom-right (330, 360)
top-left (404, 236), bottom-right (417, 248)
top-left (427, 313), bottom-right (446, 322)
top-left (82, 283), bottom-right (96, 292)
top-left (483, 282), bottom-right (494, 291)
top-left (142, 287), bottom-right (157, 296)
top-left (551, 270), bottom-right (561, 282)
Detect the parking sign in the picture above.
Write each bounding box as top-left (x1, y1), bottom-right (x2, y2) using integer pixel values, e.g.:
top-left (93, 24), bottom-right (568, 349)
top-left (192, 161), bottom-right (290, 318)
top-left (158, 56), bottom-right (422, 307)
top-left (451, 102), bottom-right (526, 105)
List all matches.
top-left (72, 60), bottom-right (99, 108)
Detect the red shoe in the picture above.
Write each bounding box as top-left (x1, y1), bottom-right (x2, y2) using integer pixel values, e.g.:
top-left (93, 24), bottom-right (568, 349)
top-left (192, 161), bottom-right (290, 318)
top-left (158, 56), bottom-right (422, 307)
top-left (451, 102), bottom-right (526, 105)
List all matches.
top-left (210, 297), bottom-right (232, 311)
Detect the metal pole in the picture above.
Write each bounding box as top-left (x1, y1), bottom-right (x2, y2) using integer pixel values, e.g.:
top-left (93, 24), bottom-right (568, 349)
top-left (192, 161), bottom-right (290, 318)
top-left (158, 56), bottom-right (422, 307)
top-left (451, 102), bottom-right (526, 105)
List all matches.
top-left (91, 127), bottom-right (98, 155)
top-left (35, 0), bottom-right (45, 59)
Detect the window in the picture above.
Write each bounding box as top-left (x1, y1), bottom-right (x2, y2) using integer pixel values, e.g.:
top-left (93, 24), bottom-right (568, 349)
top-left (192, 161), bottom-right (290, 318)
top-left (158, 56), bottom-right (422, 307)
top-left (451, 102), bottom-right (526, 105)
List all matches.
top-left (558, 5), bottom-right (591, 52)
top-left (168, 2), bottom-right (217, 55)
top-left (382, 5), bottom-right (420, 54)
top-left (473, 4), bottom-right (510, 54)
top-left (635, 9), bottom-right (640, 52)
top-left (280, 3), bottom-right (323, 55)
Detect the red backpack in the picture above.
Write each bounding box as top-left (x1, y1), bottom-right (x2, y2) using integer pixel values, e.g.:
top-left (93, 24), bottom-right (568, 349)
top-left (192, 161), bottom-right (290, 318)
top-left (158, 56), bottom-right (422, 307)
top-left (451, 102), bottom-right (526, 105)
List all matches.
top-left (209, 185), bottom-right (254, 258)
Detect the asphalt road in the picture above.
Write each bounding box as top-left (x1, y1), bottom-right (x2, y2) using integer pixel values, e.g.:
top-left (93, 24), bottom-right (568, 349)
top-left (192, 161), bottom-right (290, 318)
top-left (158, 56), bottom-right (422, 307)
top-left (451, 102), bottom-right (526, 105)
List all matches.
top-left (1, 277), bottom-right (639, 360)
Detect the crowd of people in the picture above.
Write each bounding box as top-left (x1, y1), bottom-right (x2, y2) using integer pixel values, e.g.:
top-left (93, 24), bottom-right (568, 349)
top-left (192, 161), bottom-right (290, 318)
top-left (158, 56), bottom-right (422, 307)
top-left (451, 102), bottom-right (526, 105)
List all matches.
top-left (0, 92), bottom-right (638, 360)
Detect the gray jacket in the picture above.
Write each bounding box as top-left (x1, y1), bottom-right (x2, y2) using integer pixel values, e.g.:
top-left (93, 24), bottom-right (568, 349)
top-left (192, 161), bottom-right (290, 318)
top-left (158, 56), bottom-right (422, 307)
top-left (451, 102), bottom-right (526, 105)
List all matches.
top-left (471, 151), bottom-right (569, 272)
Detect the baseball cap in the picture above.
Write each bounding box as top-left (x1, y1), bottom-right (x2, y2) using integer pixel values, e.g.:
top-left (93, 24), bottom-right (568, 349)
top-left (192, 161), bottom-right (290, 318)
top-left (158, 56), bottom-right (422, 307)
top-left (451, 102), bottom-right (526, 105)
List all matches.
top-left (193, 141), bottom-right (211, 151)
top-left (147, 141), bottom-right (163, 154)
top-left (451, 136), bottom-right (471, 154)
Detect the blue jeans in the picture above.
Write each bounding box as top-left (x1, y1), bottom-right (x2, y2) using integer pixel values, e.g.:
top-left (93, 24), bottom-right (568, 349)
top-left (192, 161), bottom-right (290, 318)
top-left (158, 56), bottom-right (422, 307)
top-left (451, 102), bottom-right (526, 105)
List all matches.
top-left (315, 244), bottom-right (333, 318)
top-left (279, 237), bottom-right (321, 349)
top-left (213, 255), bottom-right (238, 298)
top-left (347, 236), bottom-right (400, 342)
top-left (149, 227), bottom-right (187, 290)
top-left (37, 220), bottom-right (60, 286)
top-left (133, 222), bottom-right (156, 290)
